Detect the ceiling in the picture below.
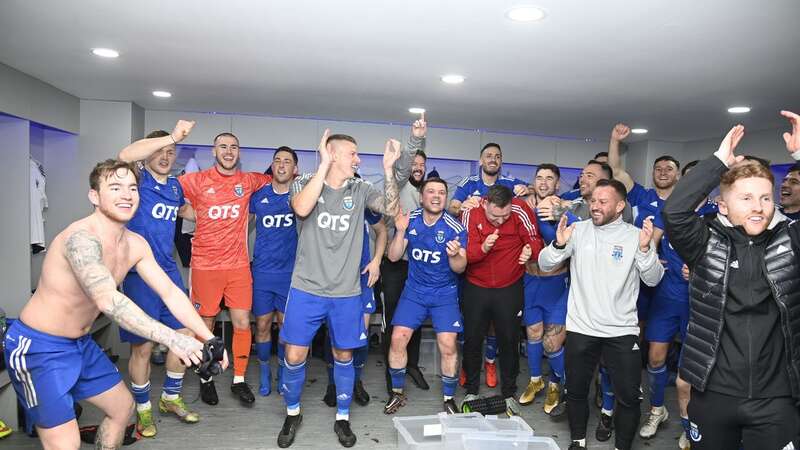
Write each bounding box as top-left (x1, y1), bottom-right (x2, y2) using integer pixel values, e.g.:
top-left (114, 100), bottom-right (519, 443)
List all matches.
top-left (1, 0), bottom-right (799, 142)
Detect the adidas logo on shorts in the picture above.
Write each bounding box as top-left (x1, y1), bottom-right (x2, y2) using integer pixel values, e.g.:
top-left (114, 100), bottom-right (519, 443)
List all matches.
top-left (632, 343), bottom-right (640, 351)
top-left (452, 321), bottom-right (460, 327)
top-left (409, 229), bottom-right (418, 235)
top-left (360, 332), bottom-right (367, 340)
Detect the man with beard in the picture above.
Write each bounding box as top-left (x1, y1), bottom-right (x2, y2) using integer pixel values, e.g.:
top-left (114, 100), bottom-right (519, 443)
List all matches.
top-left (662, 121), bottom-right (800, 449)
top-left (249, 146), bottom-right (299, 397)
top-left (116, 121), bottom-right (203, 437)
top-left (779, 163), bottom-right (800, 220)
top-left (461, 185), bottom-right (544, 415)
top-left (539, 179), bottom-right (664, 450)
top-left (519, 164), bottom-right (570, 416)
top-left (383, 178), bottom-right (467, 415)
top-left (564, 152), bottom-right (609, 200)
top-left (4, 159), bottom-right (225, 449)
top-left (178, 132), bottom-right (272, 406)
top-left (605, 124), bottom-right (684, 440)
top-left (380, 146), bottom-right (430, 394)
top-left (449, 143), bottom-right (529, 388)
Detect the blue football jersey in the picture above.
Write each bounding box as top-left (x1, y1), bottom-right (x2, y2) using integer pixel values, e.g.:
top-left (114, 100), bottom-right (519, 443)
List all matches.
top-left (652, 212), bottom-right (689, 301)
top-left (452, 174), bottom-right (527, 202)
top-left (128, 169), bottom-right (185, 271)
top-left (404, 209), bottom-right (467, 293)
top-left (360, 209), bottom-right (382, 270)
top-left (250, 185), bottom-right (297, 274)
top-left (560, 188), bottom-right (581, 201)
top-left (628, 183), bottom-right (665, 228)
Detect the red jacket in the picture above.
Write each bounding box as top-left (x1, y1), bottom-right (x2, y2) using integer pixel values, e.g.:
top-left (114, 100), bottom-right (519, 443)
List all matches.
top-left (462, 198), bottom-right (544, 288)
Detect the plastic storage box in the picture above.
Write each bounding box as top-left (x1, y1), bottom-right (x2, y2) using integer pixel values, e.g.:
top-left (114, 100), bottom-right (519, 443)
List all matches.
top-left (393, 414), bottom-right (452, 450)
top-left (440, 413), bottom-right (534, 450)
top-left (462, 433), bottom-right (560, 450)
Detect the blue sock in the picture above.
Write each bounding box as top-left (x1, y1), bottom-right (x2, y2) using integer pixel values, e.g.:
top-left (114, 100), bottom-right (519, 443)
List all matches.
top-left (681, 417), bottom-right (691, 439)
top-left (485, 335), bottom-right (497, 362)
top-left (324, 336), bottom-right (335, 384)
top-left (333, 358), bottom-right (355, 419)
top-left (526, 339), bottom-right (543, 378)
top-left (256, 340), bottom-right (272, 363)
top-left (353, 345), bottom-right (368, 382)
top-left (442, 375), bottom-right (458, 399)
top-left (600, 366), bottom-right (615, 412)
top-left (277, 342), bottom-right (285, 390)
top-left (162, 372), bottom-right (183, 397)
top-left (282, 359), bottom-right (306, 412)
top-left (546, 347), bottom-right (565, 385)
top-left (389, 367), bottom-right (407, 391)
top-left (131, 381), bottom-right (151, 405)
top-left (647, 364), bottom-right (668, 407)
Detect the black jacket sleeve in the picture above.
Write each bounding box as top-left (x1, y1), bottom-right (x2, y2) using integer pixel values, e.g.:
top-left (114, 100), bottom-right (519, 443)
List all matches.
top-left (662, 155), bottom-right (728, 269)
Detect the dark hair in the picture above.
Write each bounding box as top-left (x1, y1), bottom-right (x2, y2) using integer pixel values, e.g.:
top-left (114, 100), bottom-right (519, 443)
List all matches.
top-left (326, 134), bottom-right (357, 146)
top-left (536, 163), bottom-right (561, 179)
top-left (654, 155), bottom-right (680, 170)
top-left (788, 162), bottom-right (800, 175)
top-left (419, 177), bottom-right (448, 194)
top-left (146, 130), bottom-right (170, 139)
top-left (414, 150), bottom-right (427, 161)
top-left (682, 160), bottom-right (699, 176)
top-left (274, 146), bottom-right (298, 164)
top-left (480, 142), bottom-right (501, 156)
top-left (213, 132), bottom-right (239, 145)
top-left (485, 185), bottom-right (513, 207)
top-left (90, 159), bottom-right (140, 191)
top-left (742, 155), bottom-right (771, 169)
top-left (587, 159), bottom-right (613, 179)
top-left (594, 151), bottom-right (609, 160)
top-left (594, 178), bottom-right (627, 201)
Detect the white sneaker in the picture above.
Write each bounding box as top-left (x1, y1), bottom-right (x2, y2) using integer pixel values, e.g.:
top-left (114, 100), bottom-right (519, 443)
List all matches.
top-left (678, 431), bottom-right (690, 449)
top-left (639, 406), bottom-right (669, 439)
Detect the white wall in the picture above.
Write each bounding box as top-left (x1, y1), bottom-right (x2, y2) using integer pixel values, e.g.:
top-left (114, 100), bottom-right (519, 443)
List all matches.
top-left (145, 110), bottom-right (606, 173)
top-left (0, 62), bottom-right (80, 134)
top-left (0, 116), bottom-right (32, 316)
top-left (681, 126), bottom-right (792, 166)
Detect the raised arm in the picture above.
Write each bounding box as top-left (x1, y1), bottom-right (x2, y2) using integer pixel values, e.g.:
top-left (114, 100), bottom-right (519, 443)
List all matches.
top-left (64, 230), bottom-right (204, 367)
top-left (387, 210), bottom-right (410, 262)
top-left (118, 120), bottom-right (195, 162)
top-left (291, 129), bottom-right (332, 218)
top-left (607, 123), bottom-right (635, 192)
top-left (780, 110), bottom-right (800, 160)
top-left (636, 217), bottom-right (665, 286)
top-left (537, 215), bottom-right (576, 271)
top-left (366, 139), bottom-right (403, 215)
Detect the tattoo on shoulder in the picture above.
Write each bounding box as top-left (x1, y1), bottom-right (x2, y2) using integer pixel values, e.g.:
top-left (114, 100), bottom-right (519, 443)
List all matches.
top-left (65, 230), bottom-right (103, 269)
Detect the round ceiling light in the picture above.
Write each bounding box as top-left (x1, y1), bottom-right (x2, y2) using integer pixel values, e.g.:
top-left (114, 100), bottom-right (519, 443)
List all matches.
top-left (631, 128), bottom-right (648, 134)
top-left (506, 5), bottom-right (546, 22)
top-left (727, 106), bottom-right (751, 114)
top-left (152, 90), bottom-right (172, 98)
top-left (441, 74), bottom-right (465, 84)
top-left (91, 48), bottom-right (119, 58)
top-left (408, 107), bottom-right (426, 114)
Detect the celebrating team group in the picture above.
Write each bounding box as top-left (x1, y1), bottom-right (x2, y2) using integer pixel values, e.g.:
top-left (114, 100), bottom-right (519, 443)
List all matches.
top-left (5, 110), bottom-right (800, 450)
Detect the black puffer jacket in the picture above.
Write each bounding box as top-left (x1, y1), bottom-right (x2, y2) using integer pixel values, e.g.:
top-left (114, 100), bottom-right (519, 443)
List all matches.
top-left (662, 155), bottom-right (800, 400)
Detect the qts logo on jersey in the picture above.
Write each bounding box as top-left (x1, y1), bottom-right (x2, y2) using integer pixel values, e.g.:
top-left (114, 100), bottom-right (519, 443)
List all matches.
top-left (207, 204), bottom-right (241, 220)
top-left (151, 203), bottom-right (180, 221)
top-left (261, 213), bottom-right (294, 228)
top-left (317, 212), bottom-right (350, 231)
top-left (411, 248), bottom-right (441, 264)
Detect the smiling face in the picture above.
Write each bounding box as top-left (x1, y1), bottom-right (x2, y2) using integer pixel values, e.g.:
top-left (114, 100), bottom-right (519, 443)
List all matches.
top-left (653, 159), bottom-right (680, 190)
top-left (89, 167), bottom-right (140, 223)
top-left (411, 154), bottom-right (426, 183)
top-left (780, 170), bottom-right (800, 211)
top-left (213, 135), bottom-right (240, 171)
top-left (579, 162), bottom-right (607, 198)
top-left (271, 149), bottom-right (297, 184)
top-left (719, 177), bottom-right (775, 236)
top-left (534, 168), bottom-right (559, 200)
top-left (480, 146), bottom-right (502, 177)
top-left (145, 144), bottom-right (177, 177)
top-left (589, 185), bottom-right (625, 226)
top-left (420, 179), bottom-right (447, 215)
top-left (330, 139), bottom-right (360, 179)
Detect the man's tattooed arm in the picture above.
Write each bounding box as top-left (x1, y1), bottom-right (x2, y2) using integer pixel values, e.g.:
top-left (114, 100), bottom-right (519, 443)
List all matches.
top-left (366, 168), bottom-right (401, 216)
top-left (64, 230), bottom-right (200, 361)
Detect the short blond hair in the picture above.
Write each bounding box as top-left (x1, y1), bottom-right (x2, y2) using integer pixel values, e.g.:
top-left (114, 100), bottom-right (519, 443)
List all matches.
top-left (720, 162), bottom-right (774, 194)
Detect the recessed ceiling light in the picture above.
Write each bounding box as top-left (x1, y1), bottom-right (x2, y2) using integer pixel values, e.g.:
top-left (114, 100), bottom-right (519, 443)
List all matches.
top-left (408, 107), bottom-right (426, 114)
top-left (152, 90), bottom-right (172, 98)
top-left (505, 5), bottom-right (546, 22)
top-left (441, 74), bottom-right (465, 84)
top-left (91, 48), bottom-right (119, 58)
top-left (631, 128), bottom-right (648, 134)
top-left (727, 106), bottom-right (751, 114)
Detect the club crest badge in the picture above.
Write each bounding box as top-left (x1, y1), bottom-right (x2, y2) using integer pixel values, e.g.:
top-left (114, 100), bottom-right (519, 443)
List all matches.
top-left (342, 196), bottom-right (354, 211)
top-left (234, 184), bottom-right (244, 197)
top-left (689, 422), bottom-right (702, 442)
top-left (435, 230), bottom-right (446, 244)
top-left (172, 185), bottom-right (179, 197)
top-left (611, 245), bottom-right (624, 262)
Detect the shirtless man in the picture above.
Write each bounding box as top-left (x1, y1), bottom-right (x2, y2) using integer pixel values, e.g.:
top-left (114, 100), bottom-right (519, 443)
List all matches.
top-left (3, 159), bottom-right (226, 450)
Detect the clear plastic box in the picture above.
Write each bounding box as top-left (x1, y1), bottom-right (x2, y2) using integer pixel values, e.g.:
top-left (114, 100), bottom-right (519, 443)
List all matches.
top-left (484, 415), bottom-right (534, 434)
top-left (439, 413), bottom-right (534, 450)
top-left (462, 433), bottom-right (560, 450)
top-left (393, 414), bottom-right (447, 450)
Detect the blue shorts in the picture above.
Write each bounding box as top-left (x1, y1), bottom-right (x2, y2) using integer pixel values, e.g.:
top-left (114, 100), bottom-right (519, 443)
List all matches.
top-left (392, 285), bottom-right (463, 333)
top-left (645, 295), bottom-right (690, 343)
top-left (280, 288), bottom-right (367, 350)
top-left (4, 320), bottom-right (122, 433)
top-left (252, 271), bottom-right (291, 316)
top-left (360, 274), bottom-right (376, 314)
top-left (523, 272), bottom-right (569, 326)
top-left (120, 269), bottom-right (184, 344)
